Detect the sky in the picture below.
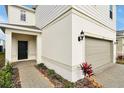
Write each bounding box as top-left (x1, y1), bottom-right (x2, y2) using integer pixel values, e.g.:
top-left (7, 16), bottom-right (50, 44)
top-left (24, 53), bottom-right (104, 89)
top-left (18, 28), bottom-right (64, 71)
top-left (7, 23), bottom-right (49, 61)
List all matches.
top-left (0, 5), bottom-right (124, 39)
top-left (0, 5), bottom-right (7, 40)
top-left (116, 5), bottom-right (124, 30)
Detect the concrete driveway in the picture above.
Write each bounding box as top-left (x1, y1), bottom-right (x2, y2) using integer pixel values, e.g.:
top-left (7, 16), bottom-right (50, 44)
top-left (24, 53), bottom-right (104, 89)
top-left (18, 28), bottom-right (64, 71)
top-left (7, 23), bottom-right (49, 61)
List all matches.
top-left (95, 63), bottom-right (124, 88)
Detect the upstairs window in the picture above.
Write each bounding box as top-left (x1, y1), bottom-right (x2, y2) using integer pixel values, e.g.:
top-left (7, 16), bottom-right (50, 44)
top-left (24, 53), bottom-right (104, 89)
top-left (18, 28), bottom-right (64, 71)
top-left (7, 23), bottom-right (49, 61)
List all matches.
top-left (20, 10), bottom-right (26, 21)
top-left (109, 5), bottom-right (113, 19)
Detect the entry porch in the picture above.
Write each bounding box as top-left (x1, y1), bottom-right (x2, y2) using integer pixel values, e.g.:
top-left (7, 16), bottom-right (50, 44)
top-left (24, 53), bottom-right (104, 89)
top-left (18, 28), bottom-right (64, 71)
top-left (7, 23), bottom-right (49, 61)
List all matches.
top-left (0, 23), bottom-right (42, 64)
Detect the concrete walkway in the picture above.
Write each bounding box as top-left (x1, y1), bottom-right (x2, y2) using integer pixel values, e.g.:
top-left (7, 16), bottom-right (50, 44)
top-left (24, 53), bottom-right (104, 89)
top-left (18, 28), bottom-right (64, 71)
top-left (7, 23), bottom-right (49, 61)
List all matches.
top-left (14, 61), bottom-right (53, 88)
top-left (95, 64), bottom-right (124, 88)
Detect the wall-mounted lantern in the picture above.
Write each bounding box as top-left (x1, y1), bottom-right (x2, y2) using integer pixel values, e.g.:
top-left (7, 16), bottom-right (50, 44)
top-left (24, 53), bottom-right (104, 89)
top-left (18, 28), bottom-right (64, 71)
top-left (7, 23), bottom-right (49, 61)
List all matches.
top-left (78, 30), bottom-right (84, 42)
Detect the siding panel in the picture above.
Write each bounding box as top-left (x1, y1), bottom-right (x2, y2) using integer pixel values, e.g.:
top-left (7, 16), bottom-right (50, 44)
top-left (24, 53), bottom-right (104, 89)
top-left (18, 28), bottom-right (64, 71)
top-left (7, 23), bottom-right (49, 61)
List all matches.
top-left (36, 5), bottom-right (71, 29)
top-left (73, 5), bottom-right (116, 30)
top-left (35, 5), bottom-right (116, 30)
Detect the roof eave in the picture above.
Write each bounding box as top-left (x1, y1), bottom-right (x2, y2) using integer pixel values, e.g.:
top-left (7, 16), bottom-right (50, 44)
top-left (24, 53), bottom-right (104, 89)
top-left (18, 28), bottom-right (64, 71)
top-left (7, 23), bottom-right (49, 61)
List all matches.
top-left (12, 5), bottom-right (35, 13)
top-left (0, 24), bottom-right (41, 33)
top-left (32, 5), bottom-right (37, 9)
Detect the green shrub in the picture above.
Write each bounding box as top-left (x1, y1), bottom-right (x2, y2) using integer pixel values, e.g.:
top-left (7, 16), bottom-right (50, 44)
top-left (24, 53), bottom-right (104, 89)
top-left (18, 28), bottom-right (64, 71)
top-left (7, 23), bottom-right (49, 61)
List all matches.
top-left (38, 63), bottom-right (44, 67)
top-left (52, 74), bottom-right (61, 79)
top-left (42, 65), bottom-right (47, 70)
top-left (0, 70), bottom-right (13, 88)
top-left (38, 63), bottom-right (47, 70)
top-left (0, 63), bottom-right (13, 88)
top-left (52, 74), bottom-right (65, 82)
top-left (47, 69), bottom-right (55, 76)
top-left (4, 63), bottom-right (13, 73)
top-left (64, 82), bottom-right (75, 88)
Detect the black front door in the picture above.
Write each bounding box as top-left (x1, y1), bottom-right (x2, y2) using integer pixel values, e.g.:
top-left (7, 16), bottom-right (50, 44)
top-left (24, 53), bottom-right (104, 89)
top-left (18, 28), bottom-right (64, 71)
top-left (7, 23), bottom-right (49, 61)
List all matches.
top-left (18, 41), bottom-right (28, 60)
top-left (0, 46), bottom-right (3, 52)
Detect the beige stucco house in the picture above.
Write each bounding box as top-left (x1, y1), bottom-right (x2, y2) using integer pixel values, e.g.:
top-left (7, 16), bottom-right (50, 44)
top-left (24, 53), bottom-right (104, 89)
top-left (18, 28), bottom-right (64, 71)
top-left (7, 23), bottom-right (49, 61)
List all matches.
top-left (0, 5), bottom-right (116, 82)
top-left (0, 5), bottom-right (42, 64)
top-left (116, 31), bottom-right (124, 56)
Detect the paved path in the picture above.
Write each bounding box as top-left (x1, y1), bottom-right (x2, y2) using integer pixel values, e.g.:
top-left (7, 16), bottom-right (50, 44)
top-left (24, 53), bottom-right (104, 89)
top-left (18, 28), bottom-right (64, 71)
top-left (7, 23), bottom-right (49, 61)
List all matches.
top-left (95, 64), bottom-right (124, 88)
top-left (14, 61), bottom-right (53, 88)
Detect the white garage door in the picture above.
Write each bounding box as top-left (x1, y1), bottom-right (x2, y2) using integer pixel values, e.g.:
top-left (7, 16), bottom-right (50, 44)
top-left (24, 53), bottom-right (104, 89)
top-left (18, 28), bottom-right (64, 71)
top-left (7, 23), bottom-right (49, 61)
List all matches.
top-left (85, 37), bottom-right (113, 69)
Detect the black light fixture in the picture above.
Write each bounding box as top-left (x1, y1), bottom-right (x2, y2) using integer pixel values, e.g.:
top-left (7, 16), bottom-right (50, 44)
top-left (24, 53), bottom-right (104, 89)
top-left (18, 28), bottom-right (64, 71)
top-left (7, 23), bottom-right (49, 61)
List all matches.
top-left (78, 30), bottom-right (84, 41)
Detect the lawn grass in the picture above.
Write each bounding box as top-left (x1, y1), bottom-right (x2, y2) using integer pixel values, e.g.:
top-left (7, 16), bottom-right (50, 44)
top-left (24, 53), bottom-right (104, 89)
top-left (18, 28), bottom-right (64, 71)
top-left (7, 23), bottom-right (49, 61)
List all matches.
top-left (0, 52), bottom-right (5, 69)
top-left (117, 61), bottom-right (124, 64)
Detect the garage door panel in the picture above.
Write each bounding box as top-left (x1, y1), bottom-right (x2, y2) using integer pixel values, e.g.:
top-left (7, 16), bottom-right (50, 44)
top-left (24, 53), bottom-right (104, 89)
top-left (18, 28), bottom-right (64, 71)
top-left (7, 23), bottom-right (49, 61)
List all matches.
top-left (86, 57), bottom-right (111, 69)
top-left (87, 50), bottom-right (110, 55)
top-left (87, 49), bottom-right (111, 55)
top-left (85, 37), bottom-right (112, 69)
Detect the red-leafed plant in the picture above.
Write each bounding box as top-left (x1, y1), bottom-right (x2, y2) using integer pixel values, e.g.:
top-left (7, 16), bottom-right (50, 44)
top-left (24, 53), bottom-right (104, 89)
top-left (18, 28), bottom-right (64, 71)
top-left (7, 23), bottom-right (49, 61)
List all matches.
top-left (80, 62), bottom-right (94, 77)
top-left (117, 55), bottom-right (124, 60)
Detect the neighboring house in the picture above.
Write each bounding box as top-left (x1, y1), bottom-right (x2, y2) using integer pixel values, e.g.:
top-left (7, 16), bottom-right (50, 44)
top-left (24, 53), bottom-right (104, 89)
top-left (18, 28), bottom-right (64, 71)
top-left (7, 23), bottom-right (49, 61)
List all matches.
top-left (0, 39), bottom-right (4, 52)
top-left (0, 5), bottom-right (116, 82)
top-left (116, 31), bottom-right (124, 57)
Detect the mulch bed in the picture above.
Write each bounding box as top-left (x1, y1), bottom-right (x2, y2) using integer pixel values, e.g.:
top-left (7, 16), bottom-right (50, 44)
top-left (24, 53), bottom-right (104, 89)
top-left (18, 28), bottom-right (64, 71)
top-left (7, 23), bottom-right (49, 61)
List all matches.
top-left (35, 65), bottom-right (102, 88)
top-left (35, 66), bottom-right (65, 88)
top-left (12, 68), bottom-right (21, 88)
top-left (75, 77), bottom-right (102, 88)
top-left (0, 53), bottom-right (5, 69)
